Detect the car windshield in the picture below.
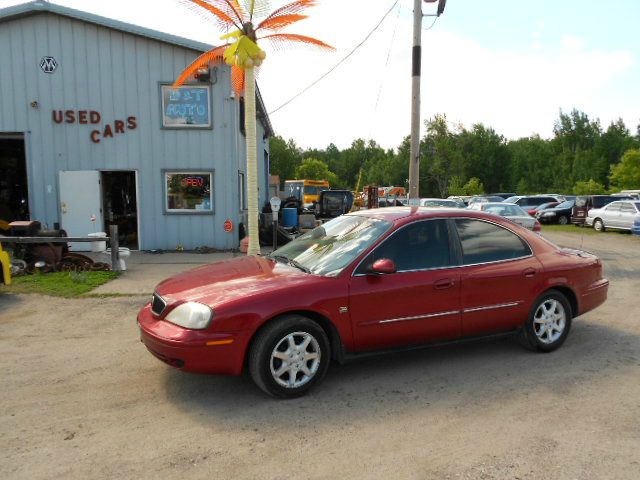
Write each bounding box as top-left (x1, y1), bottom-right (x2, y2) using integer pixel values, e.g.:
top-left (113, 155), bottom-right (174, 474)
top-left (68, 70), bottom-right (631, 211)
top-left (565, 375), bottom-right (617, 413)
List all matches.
top-left (422, 200), bottom-right (456, 207)
top-left (504, 196), bottom-right (519, 203)
top-left (270, 215), bottom-right (392, 276)
top-left (536, 202), bottom-right (556, 210)
top-left (484, 204), bottom-right (526, 217)
top-left (635, 202), bottom-right (640, 211)
top-left (303, 185), bottom-right (328, 195)
top-left (556, 200), bottom-right (575, 209)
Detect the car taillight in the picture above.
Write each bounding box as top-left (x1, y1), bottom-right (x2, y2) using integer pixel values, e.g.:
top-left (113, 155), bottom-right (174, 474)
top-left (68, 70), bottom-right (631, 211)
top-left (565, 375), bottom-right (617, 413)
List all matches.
top-left (533, 220), bottom-right (541, 232)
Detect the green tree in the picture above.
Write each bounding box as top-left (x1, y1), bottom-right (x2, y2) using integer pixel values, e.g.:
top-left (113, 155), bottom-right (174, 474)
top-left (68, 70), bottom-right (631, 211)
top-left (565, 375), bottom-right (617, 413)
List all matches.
top-left (458, 124), bottom-right (511, 193)
top-left (573, 179), bottom-right (606, 195)
top-left (295, 158), bottom-right (338, 185)
top-left (447, 176), bottom-right (465, 196)
top-left (463, 177), bottom-right (485, 195)
top-left (609, 149), bottom-right (640, 190)
top-left (422, 115), bottom-right (464, 197)
top-left (508, 135), bottom-right (554, 194)
top-left (269, 135), bottom-right (301, 187)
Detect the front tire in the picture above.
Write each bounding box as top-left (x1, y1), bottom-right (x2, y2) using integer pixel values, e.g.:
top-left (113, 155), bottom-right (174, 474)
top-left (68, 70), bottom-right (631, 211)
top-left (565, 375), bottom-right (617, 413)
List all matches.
top-left (558, 215), bottom-right (569, 225)
top-left (593, 218), bottom-right (605, 232)
top-left (248, 315), bottom-right (330, 398)
top-left (519, 290), bottom-right (572, 352)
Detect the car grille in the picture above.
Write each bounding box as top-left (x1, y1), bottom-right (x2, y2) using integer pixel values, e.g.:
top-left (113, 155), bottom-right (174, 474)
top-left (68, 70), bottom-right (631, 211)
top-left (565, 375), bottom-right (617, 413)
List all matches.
top-left (151, 293), bottom-right (167, 316)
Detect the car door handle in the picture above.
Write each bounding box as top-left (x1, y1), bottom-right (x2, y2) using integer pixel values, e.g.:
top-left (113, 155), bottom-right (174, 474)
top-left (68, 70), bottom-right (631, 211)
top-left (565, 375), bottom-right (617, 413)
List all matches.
top-left (523, 268), bottom-right (536, 278)
top-left (434, 279), bottom-right (455, 290)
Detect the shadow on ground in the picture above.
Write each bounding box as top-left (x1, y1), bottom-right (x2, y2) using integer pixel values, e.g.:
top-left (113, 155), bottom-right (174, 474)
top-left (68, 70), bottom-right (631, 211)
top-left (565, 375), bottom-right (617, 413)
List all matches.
top-left (162, 316), bottom-right (639, 430)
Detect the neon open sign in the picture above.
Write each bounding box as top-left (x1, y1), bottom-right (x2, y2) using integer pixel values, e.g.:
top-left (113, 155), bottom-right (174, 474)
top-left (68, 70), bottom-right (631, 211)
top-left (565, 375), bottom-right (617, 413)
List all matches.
top-left (181, 177), bottom-right (205, 187)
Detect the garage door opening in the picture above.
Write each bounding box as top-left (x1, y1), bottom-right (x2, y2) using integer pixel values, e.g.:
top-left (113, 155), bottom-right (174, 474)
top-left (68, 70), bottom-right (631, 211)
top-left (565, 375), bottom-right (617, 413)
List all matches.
top-left (0, 135), bottom-right (29, 231)
top-left (101, 171), bottom-right (139, 250)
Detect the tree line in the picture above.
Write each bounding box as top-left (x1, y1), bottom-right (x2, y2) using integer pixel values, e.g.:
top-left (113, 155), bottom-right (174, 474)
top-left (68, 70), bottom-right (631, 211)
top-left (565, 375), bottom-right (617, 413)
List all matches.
top-left (269, 109), bottom-right (640, 197)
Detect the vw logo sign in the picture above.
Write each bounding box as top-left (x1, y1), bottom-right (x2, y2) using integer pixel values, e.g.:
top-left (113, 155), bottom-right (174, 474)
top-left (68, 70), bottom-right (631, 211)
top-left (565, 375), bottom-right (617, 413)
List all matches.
top-left (40, 56), bottom-right (58, 74)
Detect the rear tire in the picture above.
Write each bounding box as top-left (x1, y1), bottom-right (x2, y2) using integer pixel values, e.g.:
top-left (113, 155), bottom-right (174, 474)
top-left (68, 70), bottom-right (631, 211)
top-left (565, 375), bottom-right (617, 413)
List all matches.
top-left (593, 218), bottom-right (605, 232)
top-left (518, 290), bottom-right (572, 353)
top-left (248, 315), bottom-right (330, 398)
top-left (558, 215), bottom-right (569, 225)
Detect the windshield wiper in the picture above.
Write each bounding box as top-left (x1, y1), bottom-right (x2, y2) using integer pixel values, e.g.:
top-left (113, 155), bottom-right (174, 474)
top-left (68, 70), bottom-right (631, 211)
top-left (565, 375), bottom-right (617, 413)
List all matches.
top-left (267, 254), bottom-right (312, 274)
top-left (287, 258), bottom-right (312, 274)
top-left (267, 254), bottom-right (289, 264)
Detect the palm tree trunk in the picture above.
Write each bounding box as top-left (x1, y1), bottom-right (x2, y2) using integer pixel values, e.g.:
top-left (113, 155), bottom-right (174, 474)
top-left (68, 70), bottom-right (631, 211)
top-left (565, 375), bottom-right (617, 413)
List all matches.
top-left (244, 66), bottom-right (261, 256)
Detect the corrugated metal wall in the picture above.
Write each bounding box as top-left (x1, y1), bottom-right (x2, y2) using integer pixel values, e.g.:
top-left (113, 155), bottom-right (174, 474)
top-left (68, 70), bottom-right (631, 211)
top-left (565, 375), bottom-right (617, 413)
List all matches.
top-left (0, 11), bottom-right (268, 250)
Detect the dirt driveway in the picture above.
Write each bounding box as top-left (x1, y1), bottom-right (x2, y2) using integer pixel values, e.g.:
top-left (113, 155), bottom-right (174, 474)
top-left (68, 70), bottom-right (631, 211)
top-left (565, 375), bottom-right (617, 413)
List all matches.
top-left (1, 231), bottom-right (639, 479)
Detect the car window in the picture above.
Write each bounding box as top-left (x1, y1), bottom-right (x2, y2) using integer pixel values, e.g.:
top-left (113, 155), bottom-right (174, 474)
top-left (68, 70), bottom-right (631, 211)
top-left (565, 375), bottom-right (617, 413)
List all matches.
top-left (594, 196), bottom-right (614, 208)
top-left (620, 203), bottom-right (636, 213)
top-left (356, 219), bottom-right (453, 273)
top-left (634, 202), bottom-right (640, 211)
top-left (556, 200), bottom-right (574, 209)
top-left (575, 196), bottom-right (588, 207)
top-left (454, 219), bottom-right (531, 265)
top-left (605, 203), bottom-right (621, 212)
top-left (505, 205), bottom-right (527, 216)
top-left (504, 196), bottom-right (518, 203)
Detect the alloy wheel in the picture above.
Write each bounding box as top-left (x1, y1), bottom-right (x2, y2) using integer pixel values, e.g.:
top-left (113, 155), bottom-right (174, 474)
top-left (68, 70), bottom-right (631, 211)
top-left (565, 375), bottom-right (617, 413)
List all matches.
top-left (533, 299), bottom-right (566, 344)
top-left (270, 332), bottom-right (321, 388)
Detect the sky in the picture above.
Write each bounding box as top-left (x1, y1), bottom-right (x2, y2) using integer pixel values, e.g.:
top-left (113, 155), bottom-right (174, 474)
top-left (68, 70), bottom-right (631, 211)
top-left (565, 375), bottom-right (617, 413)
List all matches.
top-left (1, 0), bottom-right (638, 150)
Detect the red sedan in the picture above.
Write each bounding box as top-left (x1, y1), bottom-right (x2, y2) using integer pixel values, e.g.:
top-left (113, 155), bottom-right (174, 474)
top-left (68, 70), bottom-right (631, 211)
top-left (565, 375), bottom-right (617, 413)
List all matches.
top-left (138, 208), bottom-right (609, 398)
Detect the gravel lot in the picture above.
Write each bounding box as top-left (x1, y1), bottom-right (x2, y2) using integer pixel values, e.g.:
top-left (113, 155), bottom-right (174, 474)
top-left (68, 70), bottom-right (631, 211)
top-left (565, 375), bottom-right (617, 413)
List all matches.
top-left (1, 231), bottom-right (639, 479)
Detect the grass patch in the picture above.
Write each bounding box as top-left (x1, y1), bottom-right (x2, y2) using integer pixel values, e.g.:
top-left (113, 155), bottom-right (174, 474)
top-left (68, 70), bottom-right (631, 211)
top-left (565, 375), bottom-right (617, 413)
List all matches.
top-left (1, 271), bottom-right (120, 298)
top-left (541, 224), bottom-right (637, 236)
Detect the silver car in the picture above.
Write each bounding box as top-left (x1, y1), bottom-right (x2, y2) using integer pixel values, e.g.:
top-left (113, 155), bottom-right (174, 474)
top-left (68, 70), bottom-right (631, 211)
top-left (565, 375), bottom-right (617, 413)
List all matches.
top-left (419, 198), bottom-right (465, 208)
top-left (473, 202), bottom-right (540, 231)
top-left (586, 200), bottom-right (640, 232)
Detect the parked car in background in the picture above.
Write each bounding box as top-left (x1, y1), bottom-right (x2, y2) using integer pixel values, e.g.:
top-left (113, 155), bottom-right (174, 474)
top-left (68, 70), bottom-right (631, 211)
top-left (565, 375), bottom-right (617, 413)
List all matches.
top-left (473, 202), bottom-right (541, 231)
top-left (378, 198), bottom-right (406, 207)
top-left (315, 190), bottom-right (354, 219)
top-left (419, 198), bottom-right (465, 208)
top-left (504, 195), bottom-right (561, 209)
top-left (585, 200), bottom-right (640, 232)
top-left (138, 207), bottom-right (608, 397)
top-left (572, 195), bottom-right (633, 226)
top-left (447, 195), bottom-right (471, 206)
top-left (490, 192), bottom-right (517, 200)
top-left (527, 201), bottom-right (559, 217)
top-left (467, 195), bottom-right (505, 208)
top-left (536, 200), bottom-right (576, 225)
top-left (618, 190), bottom-right (640, 199)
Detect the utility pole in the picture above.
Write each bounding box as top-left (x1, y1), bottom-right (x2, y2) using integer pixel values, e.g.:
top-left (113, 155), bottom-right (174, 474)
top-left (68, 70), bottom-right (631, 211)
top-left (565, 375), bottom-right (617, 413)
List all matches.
top-left (408, 0), bottom-right (446, 205)
top-left (408, 0), bottom-right (423, 205)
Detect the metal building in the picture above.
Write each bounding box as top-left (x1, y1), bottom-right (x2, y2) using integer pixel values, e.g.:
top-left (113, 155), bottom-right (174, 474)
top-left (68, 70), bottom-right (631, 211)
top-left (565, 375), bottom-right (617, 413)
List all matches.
top-left (0, 1), bottom-right (273, 250)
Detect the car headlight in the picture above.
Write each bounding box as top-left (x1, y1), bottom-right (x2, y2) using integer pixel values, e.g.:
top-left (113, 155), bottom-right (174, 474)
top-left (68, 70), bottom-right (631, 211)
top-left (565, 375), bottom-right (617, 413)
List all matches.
top-left (542, 211), bottom-right (556, 217)
top-left (165, 302), bottom-right (213, 330)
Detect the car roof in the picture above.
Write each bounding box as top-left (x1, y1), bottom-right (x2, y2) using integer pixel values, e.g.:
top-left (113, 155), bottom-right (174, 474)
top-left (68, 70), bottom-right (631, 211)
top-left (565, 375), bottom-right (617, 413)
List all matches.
top-left (484, 202), bottom-right (517, 207)
top-left (349, 206), bottom-right (505, 224)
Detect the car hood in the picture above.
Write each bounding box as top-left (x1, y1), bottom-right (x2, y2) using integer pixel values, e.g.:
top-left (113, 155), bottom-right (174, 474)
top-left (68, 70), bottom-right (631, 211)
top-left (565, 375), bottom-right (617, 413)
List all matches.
top-left (154, 256), bottom-right (311, 308)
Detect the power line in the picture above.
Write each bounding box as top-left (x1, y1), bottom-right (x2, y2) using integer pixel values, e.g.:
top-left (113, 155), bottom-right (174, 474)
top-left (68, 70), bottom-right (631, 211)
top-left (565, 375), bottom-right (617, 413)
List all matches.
top-left (268, 0), bottom-right (401, 116)
top-left (372, 2), bottom-right (402, 120)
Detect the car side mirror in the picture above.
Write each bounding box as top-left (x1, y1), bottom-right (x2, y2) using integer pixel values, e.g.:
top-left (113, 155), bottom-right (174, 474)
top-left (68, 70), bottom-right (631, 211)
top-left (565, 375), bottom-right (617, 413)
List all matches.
top-left (369, 258), bottom-right (397, 275)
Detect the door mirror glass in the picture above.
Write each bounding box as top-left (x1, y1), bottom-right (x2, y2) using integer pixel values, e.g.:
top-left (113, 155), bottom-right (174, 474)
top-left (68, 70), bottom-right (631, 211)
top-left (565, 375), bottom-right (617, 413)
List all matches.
top-left (369, 258), bottom-right (397, 275)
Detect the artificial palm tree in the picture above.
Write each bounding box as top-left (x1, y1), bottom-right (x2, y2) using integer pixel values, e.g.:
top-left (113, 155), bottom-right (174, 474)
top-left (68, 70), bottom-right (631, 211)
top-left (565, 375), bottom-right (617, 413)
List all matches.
top-left (174, 0), bottom-right (333, 255)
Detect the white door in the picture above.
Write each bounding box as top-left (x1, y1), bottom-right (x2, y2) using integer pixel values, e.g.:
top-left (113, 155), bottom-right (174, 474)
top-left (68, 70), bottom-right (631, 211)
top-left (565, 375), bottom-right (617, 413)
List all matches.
top-left (59, 171), bottom-right (103, 251)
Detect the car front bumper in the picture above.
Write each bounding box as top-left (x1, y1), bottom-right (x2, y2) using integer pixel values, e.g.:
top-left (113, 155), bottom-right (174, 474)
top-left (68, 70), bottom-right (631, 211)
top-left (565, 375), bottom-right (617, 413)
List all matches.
top-left (137, 304), bottom-right (249, 375)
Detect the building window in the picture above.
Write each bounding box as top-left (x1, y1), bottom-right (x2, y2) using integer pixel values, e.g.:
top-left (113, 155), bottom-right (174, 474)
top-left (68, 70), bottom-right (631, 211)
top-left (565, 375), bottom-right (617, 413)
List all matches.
top-left (160, 84), bottom-right (212, 129)
top-left (164, 171), bottom-right (214, 213)
top-left (238, 171), bottom-right (246, 211)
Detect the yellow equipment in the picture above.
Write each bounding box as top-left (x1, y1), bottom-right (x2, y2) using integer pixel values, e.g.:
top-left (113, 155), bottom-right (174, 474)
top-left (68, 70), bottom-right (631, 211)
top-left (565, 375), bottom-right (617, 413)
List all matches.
top-left (0, 242), bottom-right (11, 285)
